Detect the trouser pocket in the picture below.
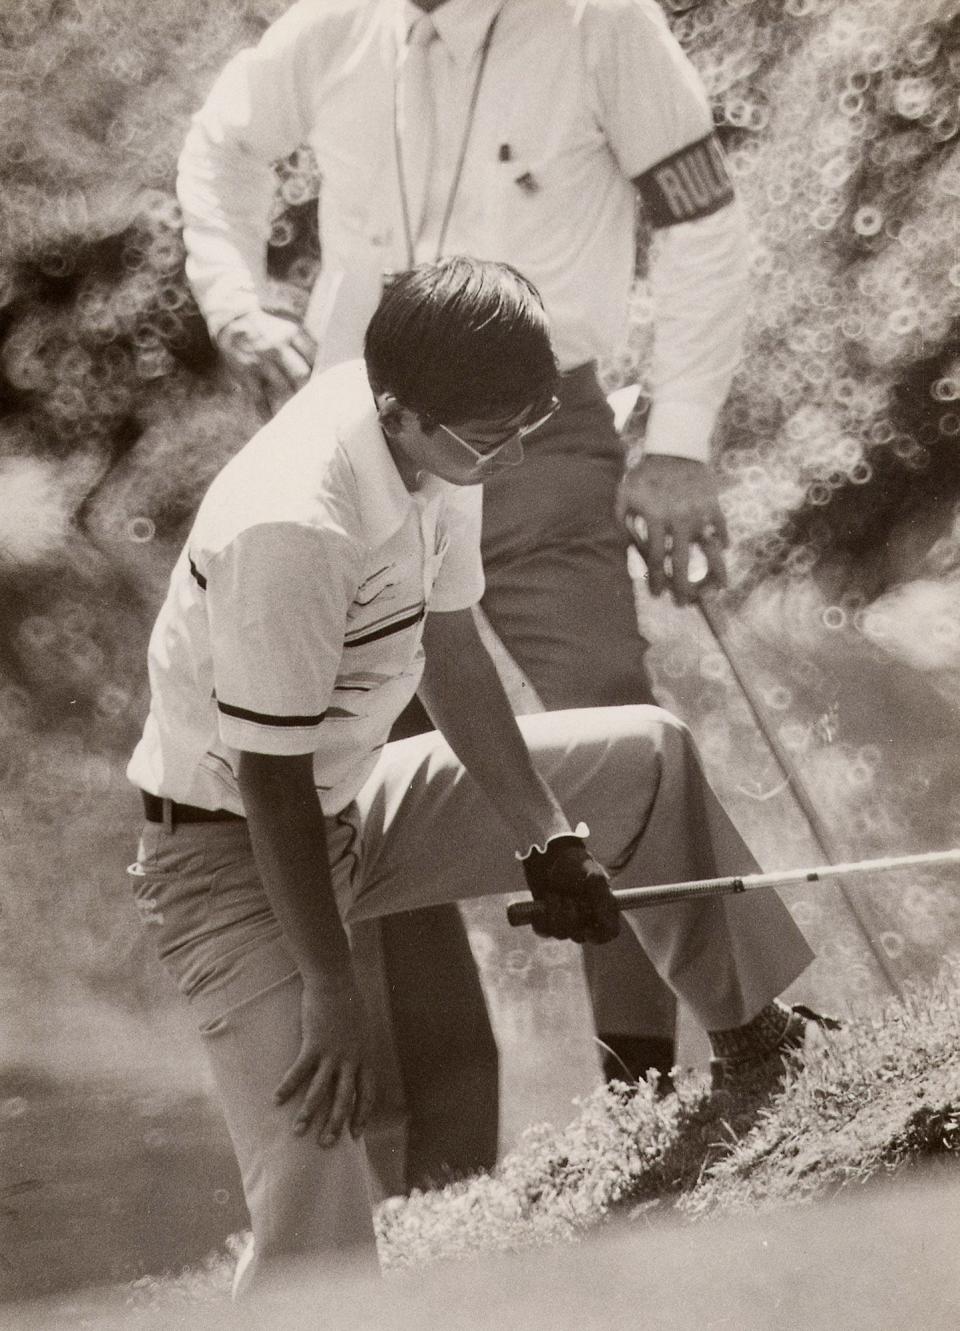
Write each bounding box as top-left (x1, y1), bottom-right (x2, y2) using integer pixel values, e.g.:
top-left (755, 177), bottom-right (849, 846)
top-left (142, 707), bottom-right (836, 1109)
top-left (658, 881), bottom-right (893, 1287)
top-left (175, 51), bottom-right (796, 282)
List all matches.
top-left (126, 819), bottom-right (258, 1000)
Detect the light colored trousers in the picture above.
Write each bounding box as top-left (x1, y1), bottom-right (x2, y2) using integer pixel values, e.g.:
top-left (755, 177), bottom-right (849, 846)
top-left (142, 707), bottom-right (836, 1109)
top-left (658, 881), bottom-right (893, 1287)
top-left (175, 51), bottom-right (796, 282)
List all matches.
top-left (130, 706), bottom-right (813, 1295)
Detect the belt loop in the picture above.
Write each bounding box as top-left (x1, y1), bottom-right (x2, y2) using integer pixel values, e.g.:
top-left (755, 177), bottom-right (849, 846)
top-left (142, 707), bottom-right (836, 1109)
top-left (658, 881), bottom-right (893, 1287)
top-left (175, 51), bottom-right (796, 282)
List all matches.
top-left (162, 797), bottom-right (174, 834)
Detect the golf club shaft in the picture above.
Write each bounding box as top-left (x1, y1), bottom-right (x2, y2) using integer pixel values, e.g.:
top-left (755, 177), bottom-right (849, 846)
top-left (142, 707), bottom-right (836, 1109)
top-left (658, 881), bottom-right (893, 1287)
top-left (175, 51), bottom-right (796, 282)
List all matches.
top-left (506, 847), bottom-right (960, 928)
top-left (623, 509), bottom-right (904, 995)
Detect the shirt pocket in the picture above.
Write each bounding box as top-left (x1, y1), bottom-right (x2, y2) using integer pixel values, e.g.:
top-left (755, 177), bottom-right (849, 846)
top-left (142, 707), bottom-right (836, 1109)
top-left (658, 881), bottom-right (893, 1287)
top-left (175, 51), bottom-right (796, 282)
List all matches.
top-left (348, 561), bottom-right (401, 618)
top-left (488, 101), bottom-right (607, 248)
top-left (344, 553), bottom-right (426, 675)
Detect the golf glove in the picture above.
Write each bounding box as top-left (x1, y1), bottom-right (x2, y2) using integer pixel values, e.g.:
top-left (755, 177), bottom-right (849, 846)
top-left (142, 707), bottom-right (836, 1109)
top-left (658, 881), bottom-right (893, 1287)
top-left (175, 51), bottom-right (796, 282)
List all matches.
top-left (519, 830), bottom-right (620, 945)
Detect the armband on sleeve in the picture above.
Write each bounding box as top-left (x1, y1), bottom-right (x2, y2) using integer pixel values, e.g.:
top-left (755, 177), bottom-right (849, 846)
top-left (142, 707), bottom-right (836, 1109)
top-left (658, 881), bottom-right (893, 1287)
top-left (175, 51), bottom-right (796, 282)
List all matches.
top-left (634, 132), bottom-right (735, 228)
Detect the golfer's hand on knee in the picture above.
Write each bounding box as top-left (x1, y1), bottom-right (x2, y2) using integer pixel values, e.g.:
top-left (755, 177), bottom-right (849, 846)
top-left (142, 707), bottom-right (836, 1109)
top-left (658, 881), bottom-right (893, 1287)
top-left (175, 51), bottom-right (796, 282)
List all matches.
top-left (617, 455), bottom-right (728, 606)
top-left (521, 836), bottom-right (620, 945)
top-left (216, 310), bottom-right (316, 417)
top-left (275, 972), bottom-right (376, 1146)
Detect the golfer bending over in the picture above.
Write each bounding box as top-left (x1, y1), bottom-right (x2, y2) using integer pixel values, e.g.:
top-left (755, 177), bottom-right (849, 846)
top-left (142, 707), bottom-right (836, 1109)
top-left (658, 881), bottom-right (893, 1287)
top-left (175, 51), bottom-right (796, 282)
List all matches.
top-left (127, 258), bottom-right (822, 1299)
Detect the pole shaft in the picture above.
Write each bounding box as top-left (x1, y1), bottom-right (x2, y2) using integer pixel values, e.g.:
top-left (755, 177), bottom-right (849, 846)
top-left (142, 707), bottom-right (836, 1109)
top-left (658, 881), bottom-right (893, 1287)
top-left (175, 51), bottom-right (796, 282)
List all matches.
top-left (695, 592), bottom-right (905, 996)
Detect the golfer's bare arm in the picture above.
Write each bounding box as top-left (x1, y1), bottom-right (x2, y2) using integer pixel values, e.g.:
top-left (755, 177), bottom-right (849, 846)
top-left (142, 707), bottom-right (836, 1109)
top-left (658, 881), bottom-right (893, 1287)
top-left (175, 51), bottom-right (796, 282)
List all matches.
top-left (417, 608), bottom-right (570, 849)
top-left (237, 750), bottom-right (374, 1142)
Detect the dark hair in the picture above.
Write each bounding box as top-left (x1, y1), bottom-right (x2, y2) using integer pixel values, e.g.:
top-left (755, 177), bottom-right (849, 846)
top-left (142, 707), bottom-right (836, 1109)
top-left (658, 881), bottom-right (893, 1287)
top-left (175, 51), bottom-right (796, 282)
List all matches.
top-left (364, 256), bottom-right (558, 425)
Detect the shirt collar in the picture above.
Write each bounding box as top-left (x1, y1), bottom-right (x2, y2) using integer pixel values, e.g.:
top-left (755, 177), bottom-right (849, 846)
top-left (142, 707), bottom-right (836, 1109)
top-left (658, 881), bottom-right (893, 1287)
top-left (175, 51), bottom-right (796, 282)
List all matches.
top-left (400, 0), bottom-right (506, 67)
top-left (334, 361), bottom-right (450, 548)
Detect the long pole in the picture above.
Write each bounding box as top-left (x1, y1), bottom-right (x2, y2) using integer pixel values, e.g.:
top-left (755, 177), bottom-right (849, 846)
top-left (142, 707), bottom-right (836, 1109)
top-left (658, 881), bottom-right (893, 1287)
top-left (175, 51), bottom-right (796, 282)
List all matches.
top-left (507, 847), bottom-right (960, 928)
top-left (615, 501), bottom-right (906, 994)
top-left (693, 588), bottom-right (904, 995)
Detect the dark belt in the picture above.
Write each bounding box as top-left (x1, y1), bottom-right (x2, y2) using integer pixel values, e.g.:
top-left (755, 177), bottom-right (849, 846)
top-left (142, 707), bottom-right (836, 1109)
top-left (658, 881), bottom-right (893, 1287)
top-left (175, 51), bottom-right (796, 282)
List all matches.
top-left (141, 791), bottom-right (244, 828)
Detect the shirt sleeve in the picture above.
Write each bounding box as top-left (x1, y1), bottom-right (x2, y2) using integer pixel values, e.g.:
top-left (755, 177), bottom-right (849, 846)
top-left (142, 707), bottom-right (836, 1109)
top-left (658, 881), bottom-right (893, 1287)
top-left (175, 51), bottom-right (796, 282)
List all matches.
top-left (428, 486), bottom-right (485, 613)
top-left (203, 521), bottom-right (364, 755)
top-left (586, 0), bottom-right (715, 185)
top-left (176, 2), bottom-right (332, 337)
top-left (586, 1), bottom-right (750, 464)
top-left (642, 200), bottom-right (751, 463)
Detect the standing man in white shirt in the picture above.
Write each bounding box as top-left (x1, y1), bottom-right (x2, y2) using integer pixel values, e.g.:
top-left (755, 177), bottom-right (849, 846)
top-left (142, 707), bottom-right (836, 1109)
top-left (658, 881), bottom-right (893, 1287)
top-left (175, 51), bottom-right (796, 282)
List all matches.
top-left (128, 258), bottom-right (821, 1301)
top-left (176, 0), bottom-right (750, 1186)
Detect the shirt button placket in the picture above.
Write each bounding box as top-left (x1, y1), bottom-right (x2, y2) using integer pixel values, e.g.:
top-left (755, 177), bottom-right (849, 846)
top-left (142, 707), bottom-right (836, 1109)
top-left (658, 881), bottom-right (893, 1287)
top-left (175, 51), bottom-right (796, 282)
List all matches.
top-left (419, 499), bottom-right (439, 600)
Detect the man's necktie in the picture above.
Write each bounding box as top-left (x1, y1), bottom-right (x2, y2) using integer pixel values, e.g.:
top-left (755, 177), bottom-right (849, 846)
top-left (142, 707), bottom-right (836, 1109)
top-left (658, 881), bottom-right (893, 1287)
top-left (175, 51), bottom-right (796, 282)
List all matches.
top-left (398, 13), bottom-right (439, 257)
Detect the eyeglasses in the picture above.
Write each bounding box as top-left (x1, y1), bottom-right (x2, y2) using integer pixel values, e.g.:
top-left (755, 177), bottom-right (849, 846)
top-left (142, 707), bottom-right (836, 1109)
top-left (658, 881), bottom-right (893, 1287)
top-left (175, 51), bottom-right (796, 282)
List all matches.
top-left (438, 396), bottom-right (560, 467)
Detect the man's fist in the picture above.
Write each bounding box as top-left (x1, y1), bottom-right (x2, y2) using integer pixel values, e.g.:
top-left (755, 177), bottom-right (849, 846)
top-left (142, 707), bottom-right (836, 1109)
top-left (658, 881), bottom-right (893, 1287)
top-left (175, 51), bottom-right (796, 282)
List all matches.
top-left (217, 309), bottom-right (317, 417)
top-left (616, 454), bottom-right (728, 606)
top-left (520, 835), bottom-right (620, 945)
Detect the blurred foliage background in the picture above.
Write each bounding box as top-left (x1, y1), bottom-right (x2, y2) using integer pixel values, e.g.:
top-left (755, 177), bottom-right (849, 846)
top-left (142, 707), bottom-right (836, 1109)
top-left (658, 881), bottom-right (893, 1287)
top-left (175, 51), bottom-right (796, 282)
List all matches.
top-left (2, 0), bottom-right (960, 1069)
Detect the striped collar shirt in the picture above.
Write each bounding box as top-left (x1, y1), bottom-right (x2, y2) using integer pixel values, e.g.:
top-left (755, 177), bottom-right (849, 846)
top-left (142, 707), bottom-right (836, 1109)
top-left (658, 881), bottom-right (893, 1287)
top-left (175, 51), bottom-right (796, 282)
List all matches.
top-left (127, 360), bottom-right (484, 815)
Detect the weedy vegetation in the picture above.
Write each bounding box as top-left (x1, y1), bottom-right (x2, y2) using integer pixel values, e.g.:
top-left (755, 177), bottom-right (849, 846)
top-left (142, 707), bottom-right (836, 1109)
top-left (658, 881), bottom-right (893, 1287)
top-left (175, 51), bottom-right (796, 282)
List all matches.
top-left (111, 958), bottom-right (960, 1317)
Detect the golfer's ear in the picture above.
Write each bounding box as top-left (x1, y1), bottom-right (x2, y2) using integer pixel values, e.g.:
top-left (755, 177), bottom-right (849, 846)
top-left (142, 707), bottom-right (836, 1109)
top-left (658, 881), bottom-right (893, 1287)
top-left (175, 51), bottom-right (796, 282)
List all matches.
top-left (376, 393), bottom-right (403, 428)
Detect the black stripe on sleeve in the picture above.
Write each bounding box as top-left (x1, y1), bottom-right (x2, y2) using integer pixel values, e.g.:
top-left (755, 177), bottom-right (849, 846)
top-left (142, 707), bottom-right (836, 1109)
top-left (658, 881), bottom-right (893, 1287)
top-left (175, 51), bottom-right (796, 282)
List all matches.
top-left (217, 700), bottom-right (327, 727)
top-left (633, 131), bottom-right (735, 228)
top-left (345, 606), bottom-right (425, 648)
top-left (189, 555), bottom-right (207, 590)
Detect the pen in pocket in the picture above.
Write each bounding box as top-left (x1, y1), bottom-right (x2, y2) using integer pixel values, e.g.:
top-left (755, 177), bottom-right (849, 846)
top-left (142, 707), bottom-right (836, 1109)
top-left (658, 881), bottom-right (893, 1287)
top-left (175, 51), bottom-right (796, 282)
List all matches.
top-left (498, 144), bottom-right (539, 192)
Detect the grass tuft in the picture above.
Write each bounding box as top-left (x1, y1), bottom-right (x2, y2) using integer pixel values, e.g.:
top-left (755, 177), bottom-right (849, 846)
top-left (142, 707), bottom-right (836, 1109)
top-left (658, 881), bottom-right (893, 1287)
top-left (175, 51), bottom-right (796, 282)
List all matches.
top-left (376, 958), bottom-right (960, 1269)
top-left (107, 959), bottom-right (960, 1318)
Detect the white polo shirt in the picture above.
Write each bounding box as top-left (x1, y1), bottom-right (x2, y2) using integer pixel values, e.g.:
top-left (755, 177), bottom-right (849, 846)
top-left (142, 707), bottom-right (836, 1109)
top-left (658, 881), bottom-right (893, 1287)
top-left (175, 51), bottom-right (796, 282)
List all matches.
top-left (177, 0), bottom-right (749, 463)
top-left (127, 359), bottom-right (484, 815)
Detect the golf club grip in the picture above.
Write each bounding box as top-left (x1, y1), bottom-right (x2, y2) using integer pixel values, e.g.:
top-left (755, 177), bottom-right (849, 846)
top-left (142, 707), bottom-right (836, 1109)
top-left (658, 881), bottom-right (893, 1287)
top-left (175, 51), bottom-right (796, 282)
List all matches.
top-left (506, 899), bottom-right (543, 927)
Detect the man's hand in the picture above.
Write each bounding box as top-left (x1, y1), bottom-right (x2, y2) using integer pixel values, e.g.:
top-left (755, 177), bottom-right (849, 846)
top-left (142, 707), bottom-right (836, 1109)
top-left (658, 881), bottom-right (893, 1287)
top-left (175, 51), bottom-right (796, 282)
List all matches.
top-left (616, 455), bottom-right (728, 606)
top-left (217, 309), bottom-right (317, 416)
top-left (521, 836), bottom-right (620, 945)
top-left (274, 971), bottom-right (377, 1146)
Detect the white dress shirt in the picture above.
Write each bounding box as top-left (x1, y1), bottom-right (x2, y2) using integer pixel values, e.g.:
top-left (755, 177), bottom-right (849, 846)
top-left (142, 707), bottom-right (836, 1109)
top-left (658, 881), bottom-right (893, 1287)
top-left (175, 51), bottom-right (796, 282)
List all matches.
top-left (177, 0), bottom-right (750, 462)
